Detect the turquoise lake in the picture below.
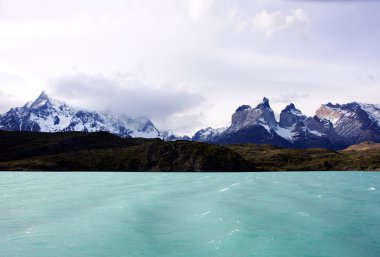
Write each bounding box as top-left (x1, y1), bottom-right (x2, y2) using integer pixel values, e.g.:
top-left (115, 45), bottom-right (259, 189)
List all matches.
top-left (0, 172), bottom-right (379, 257)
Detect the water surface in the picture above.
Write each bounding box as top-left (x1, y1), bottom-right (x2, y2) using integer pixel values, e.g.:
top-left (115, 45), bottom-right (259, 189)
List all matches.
top-left (0, 172), bottom-right (379, 257)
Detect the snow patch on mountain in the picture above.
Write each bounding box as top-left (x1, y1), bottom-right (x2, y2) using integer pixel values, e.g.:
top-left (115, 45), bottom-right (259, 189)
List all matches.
top-left (191, 127), bottom-right (227, 142)
top-left (359, 103), bottom-right (380, 126)
top-left (308, 130), bottom-right (325, 137)
top-left (275, 126), bottom-right (296, 141)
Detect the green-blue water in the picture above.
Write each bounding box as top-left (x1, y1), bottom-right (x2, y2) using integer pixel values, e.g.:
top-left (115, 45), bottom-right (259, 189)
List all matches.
top-left (0, 172), bottom-right (379, 257)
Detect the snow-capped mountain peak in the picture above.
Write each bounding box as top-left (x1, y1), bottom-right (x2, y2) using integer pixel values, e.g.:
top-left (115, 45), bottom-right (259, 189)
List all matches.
top-left (0, 91), bottom-right (161, 139)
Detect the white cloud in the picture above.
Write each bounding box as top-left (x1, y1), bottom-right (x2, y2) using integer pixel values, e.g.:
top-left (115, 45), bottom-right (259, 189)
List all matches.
top-left (162, 112), bottom-right (206, 135)
top-left (0, 71), bottom-right (41, 110)
top-left (187, 0), bottom-right (216, 20)
top-left (227, 6), bottom-right (239, 20)
top-left (252, 9), bottom-right (309, 36)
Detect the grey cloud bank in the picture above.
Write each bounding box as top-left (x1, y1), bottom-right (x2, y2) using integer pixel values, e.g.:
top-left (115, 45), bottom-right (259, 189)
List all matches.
top-left (49, 73), bottom-right (204, 133)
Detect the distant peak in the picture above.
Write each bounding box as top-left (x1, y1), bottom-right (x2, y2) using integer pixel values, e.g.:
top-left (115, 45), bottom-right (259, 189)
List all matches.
top-left (30, 90), bottom-right (52, 109)
top-left (235, 105), bottom-right (251, 112)
top-left (256, 97), bottom-right (271, 109)
top-left (37, 90), bottom-right (49, 100)
top-left (283, 103), bottom-right (296, 112)
top-left (325, 102), bottom-right (340, 108)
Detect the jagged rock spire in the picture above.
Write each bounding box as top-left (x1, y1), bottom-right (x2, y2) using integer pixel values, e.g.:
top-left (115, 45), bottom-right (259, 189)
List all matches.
top-left (257, 97), bottom-right (271, 109)
top-left (30, 91), bottom-right (51, 109)
top-left (37, 91), bottom-right (49, 100)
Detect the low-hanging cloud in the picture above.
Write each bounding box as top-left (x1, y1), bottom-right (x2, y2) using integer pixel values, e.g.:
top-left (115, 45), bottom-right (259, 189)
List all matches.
top-left (251, 9), bottom-right (309, 36)
top-left (0, 90), bottom-right (16, 113)
top-left (48, 73), bottom-right (204, 130)
top-left (270, 93), bottom-right (310, 104)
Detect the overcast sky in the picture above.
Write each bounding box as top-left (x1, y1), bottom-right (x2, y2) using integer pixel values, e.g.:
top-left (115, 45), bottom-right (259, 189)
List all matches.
top-left (0, 0), bottom-right (379, 135)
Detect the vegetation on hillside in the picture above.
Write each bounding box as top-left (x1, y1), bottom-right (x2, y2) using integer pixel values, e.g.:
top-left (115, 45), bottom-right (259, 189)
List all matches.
top-left (0, 131), bottom-right (379, 171)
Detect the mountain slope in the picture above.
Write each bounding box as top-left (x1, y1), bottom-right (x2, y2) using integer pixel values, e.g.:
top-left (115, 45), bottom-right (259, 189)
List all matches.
top-left (316, 102), bottom-right (380, 144)
top-left (227, 143), bottom-right (380, 171)
top-left (0, 91), bottom-right (160, 138)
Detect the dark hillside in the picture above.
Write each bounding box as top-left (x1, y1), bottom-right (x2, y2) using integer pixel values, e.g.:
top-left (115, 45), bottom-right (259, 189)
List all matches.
top-left (0, 131), bottom-right (252, 171)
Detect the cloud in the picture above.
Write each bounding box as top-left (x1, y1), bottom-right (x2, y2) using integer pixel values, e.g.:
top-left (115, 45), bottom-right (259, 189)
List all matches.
top-left (270, 93), bottom-right (310, 104)
top-left (162, 112), bottom-right (206, 136)
top-left (0, 71), bottom-right (40, 112)
top-left (252, 9), bottom-right (309, 36)
top-left (0, 91), bottom-right (13, 112)
top-left (0, 89), bottom-right (24, 113)
top-left (187, 0), bottom-right (216, 21)
top-left (48, 72), bottom-right (204, 132)
top-left (357, 74), bottom-right (377, 87)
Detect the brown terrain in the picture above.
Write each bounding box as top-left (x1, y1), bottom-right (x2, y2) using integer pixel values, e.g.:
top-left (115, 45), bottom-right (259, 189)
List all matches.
top-left (0, 130), bottom-right (379, 171)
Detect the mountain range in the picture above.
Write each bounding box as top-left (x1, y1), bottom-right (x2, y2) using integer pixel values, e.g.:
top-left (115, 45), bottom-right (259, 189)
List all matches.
top-left (1, 92), bottom-right (380, 150)
top-left (193, 97), bottom-right (380, 150)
